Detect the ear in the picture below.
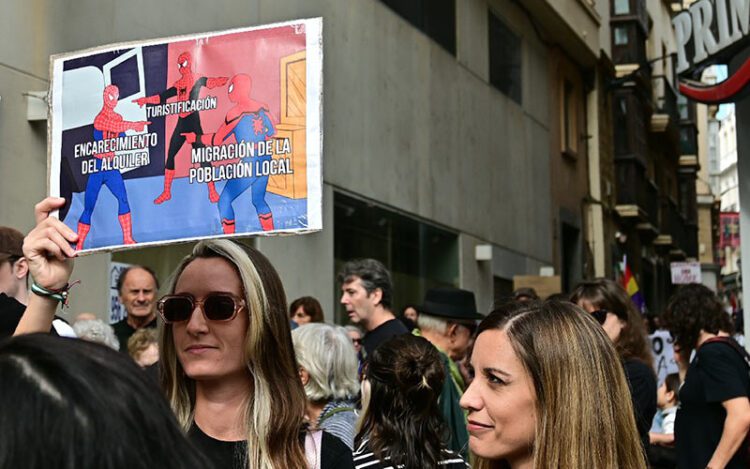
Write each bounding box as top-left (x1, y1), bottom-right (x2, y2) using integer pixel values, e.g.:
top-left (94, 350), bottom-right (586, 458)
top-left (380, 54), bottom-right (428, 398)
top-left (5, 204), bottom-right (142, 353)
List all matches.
top-left (299, 367), bottom-right (310, 386)
top-left (370, 288), bottom-right (383, 306)
top-left (13, 258), bottom-right (28, 280)
top-left (447, 322), bottom-right (460, 339)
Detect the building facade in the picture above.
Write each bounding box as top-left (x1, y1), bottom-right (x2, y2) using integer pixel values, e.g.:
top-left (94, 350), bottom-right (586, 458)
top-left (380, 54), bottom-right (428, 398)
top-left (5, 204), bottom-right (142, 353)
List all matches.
top-left (1, 0), bottom-right (711, 321)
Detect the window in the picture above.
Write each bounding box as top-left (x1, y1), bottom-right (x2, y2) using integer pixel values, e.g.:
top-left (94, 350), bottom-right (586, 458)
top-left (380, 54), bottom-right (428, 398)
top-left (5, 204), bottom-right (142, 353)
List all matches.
top-left (614, 0), bottom-right (630, 15)
top-left (614, 26), bottom-right (629, 46)
top-left (488, 10), bottom-right (522, 104)
top-left (380, 0), bottom-right (456, 55)
top-left (333, 192), bottom-right (459, 324)
top-left (561, 79), bottom-right (579, 157)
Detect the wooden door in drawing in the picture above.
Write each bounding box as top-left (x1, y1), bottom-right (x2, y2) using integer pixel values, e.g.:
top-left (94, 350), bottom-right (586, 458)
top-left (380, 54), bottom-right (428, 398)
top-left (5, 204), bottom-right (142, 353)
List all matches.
top-left (269, 50), bottom-right (307, 199)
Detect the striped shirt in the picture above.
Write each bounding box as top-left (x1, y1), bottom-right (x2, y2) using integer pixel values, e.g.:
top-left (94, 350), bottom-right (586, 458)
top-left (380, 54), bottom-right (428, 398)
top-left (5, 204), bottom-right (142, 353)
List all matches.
top-left (316, 399), bottom-right (358, 450)
top-left (352, 438), bottom-right (470, 469)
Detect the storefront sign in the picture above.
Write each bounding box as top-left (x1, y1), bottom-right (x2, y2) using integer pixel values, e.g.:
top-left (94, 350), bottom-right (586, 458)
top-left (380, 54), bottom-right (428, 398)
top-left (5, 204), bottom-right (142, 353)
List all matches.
top-left (674, 0), bottom-right (750, 74)
top-left (673, 0), bottom-right (750, 103)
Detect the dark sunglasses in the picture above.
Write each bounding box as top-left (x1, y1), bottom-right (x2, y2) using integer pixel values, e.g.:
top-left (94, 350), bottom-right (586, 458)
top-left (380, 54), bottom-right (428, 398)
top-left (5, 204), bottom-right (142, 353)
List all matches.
top-left (590, 309), bottom-right (609, 325)
top-left (157, 293), bottom-right (245, 323)
top-left (351, 338), bottom-right (362, 345)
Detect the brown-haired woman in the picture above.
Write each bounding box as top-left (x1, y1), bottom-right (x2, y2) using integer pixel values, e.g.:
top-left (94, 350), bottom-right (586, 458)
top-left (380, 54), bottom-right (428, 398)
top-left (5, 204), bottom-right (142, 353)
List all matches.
top-left (17, 198), bottom-right (353, 469)
top-left (570, 278), bottom-right (657, 450)
top-left (663, 284), bottom-right (750, 469)
top-left (354, 334), bottom-right (470, 469)
top-left (290, 296), bottom-right (325, 325)
top-left (462, 300), bottom-right (646, 468)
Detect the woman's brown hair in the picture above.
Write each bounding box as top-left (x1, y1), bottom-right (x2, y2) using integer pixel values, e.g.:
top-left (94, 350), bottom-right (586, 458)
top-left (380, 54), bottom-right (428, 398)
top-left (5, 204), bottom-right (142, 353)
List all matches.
top-left (471, 300), bottom-right (646, 469)
top-left (570, 278), bottom-right (654, 369)
top-left (289, 296), bottom-right (325, 323)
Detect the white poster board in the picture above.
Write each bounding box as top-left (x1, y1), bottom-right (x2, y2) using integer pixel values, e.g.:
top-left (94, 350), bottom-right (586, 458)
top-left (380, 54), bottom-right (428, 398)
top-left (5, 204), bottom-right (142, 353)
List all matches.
top-left (670, 261), bottom-right (702, 284)
top-left (109, 261), bottom-right (132, 324)
top-left (650, 330), bottom-right (679, 385)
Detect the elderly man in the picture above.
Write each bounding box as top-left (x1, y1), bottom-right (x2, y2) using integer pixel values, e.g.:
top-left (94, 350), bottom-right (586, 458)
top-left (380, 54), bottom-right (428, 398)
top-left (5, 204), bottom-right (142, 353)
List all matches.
top-left (111, 265), bottom-right (159, 352)
top-left (416, 287), bottom-right (483, 458)
top-left (338, 258), bottom-right (408, 356)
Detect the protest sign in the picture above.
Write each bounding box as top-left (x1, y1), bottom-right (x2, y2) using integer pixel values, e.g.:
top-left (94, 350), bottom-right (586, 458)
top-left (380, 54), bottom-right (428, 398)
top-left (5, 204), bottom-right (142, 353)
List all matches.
top-left (650, 329), bottom-right (679, 385)
top-left (109, 261), bottom-right (131, 324)
top-left (49, 19), bottom-right (323, 253)
top-left (670, 261), bottom-right (702, 285)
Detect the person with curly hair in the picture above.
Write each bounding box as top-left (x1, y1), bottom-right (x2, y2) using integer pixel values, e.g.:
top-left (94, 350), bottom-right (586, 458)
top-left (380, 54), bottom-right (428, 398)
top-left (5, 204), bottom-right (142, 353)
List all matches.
top-left (354, 334), bottom-right (469, 469)
top-left (570, 278), bottom-right (656, 450)
top-left (663, 284), bottom-right (750, 469)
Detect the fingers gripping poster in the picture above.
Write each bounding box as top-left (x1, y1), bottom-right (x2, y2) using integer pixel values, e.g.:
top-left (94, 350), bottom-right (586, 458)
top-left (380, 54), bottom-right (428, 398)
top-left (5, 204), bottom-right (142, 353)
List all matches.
top-left (49, 19), bottom-right (323, 253)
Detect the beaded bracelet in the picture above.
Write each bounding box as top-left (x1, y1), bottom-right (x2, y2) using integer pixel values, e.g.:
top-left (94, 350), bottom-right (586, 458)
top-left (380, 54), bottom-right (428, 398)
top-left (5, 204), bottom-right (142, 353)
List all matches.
top-left (30, 282), bottom-right (75, 307)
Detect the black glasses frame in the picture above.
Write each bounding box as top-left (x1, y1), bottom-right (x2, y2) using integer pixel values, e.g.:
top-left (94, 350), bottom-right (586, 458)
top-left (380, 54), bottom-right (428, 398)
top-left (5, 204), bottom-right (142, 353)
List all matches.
top-left (590, 309), bottom-right (609, 325)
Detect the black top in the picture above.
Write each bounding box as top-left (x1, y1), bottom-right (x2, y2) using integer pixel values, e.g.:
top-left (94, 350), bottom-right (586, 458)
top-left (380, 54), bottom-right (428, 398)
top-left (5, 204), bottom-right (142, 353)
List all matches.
top-left (623, 358), bottom-right (657, 451)
top-left (0, 293), bottom-right (26, 338)
top-left (188, 424), bottom-right (354, 469)
top-left (188, 424), bottom-right (246, 469)
top-left (0, 293), bottom-right (64, 338)
top-left (111, 316), bottom-right (158, 352)
top-left (676, 341), bottom-right (750, 469)
top-left (362, 318), bottom-right (409, 356)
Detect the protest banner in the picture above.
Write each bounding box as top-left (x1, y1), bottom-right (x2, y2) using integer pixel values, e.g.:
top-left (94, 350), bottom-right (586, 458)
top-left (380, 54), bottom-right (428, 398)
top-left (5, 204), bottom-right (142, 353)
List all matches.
top-left (49, 18), bottom-right (323, 253)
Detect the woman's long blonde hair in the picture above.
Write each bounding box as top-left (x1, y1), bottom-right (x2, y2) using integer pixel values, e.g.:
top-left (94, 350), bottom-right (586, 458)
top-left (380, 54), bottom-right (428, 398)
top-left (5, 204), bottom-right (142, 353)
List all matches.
top-left (159, 240), bottom-right (307, 469)
top-left (473, 301), bottom-right (646, 469)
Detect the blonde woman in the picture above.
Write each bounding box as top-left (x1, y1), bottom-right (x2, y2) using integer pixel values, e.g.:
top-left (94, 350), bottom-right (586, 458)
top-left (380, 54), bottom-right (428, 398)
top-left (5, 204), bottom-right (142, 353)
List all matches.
top-left (17, 198), bottom-right (353, 469)
top-left (461, 300), bottom-right (646, 469)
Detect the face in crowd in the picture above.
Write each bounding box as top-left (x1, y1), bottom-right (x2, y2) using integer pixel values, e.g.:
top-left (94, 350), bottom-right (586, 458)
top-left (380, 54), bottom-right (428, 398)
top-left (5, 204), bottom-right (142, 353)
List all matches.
top-left (460, 328), bottom-right (536, 465)
top-left (340, 276), bottom-right (381, 326)
top-left (576, 299), bottom-right (625, 344)
top-left (347, 328), bottom-right (363, 354)
top-left (292, 306), bottom-right (313, 325)
top-left (170, 257), bottom-right (248, 381)
top-left (119, 268), bottom-right (158, 319)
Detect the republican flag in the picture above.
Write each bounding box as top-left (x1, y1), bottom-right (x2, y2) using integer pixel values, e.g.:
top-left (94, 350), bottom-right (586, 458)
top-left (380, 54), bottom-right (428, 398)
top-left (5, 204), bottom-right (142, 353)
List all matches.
top-left (621, 256), bottom-right (646, 313)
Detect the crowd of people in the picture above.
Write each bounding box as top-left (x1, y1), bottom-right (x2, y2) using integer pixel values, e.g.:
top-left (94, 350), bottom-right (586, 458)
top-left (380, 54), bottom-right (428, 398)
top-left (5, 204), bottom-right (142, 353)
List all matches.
top-left (0, 197), bottom-right (748, 468)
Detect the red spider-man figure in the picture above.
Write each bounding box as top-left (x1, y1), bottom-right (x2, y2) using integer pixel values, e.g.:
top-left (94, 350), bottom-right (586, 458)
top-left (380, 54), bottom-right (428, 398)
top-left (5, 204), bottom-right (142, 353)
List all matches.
top-left (134, 51), bottom-right (227, 204)
top-left (184, 74), bottom-right (276, 233)
top-left (76, 84), bottom-right (150, 250)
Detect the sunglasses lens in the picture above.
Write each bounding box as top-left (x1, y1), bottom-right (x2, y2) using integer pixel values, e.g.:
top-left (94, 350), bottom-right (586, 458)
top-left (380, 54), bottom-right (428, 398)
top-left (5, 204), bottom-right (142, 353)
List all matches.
top-left (204, 294), bottom-right (236, 320)
top-left (162, 296), bottom-right (193, 323)
top-left (591, 310), bottom-right (607, 325)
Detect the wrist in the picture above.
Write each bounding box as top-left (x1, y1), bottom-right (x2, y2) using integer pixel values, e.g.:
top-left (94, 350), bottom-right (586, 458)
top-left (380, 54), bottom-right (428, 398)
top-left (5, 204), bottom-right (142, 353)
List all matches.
top-left (30, 281), bottom-right (78, 307)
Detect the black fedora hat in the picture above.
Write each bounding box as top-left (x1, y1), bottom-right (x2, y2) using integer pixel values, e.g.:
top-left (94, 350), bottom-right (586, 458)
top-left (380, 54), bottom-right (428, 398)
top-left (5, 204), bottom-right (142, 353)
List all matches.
top-left (420, 287), bottom-right (483, 321)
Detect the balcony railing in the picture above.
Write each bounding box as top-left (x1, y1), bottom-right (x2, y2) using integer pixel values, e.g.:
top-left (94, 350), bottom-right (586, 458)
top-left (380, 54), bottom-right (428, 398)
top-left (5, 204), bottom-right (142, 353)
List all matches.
top-left (613, 89), bottom-right (649, 167)
top-left (680, 123), bottom-right (698, 155)
top-left (615, 159), bottom-right (659, 224)
top-left (611, 22), bottom-right (649, 68)
top-left (660, 197), bottom-right (689, 256)
top-left (652, 75), bottom-right (679, 127)
top-left (684, 223), bottom-right (699, 258)
top-left (611, 0), bottom-right (648, 32)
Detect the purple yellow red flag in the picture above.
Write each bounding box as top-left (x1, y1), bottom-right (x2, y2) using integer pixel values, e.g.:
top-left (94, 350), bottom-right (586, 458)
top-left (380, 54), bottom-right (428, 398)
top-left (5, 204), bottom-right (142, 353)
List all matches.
top-left (621, 257), bottom-right (646, 313)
